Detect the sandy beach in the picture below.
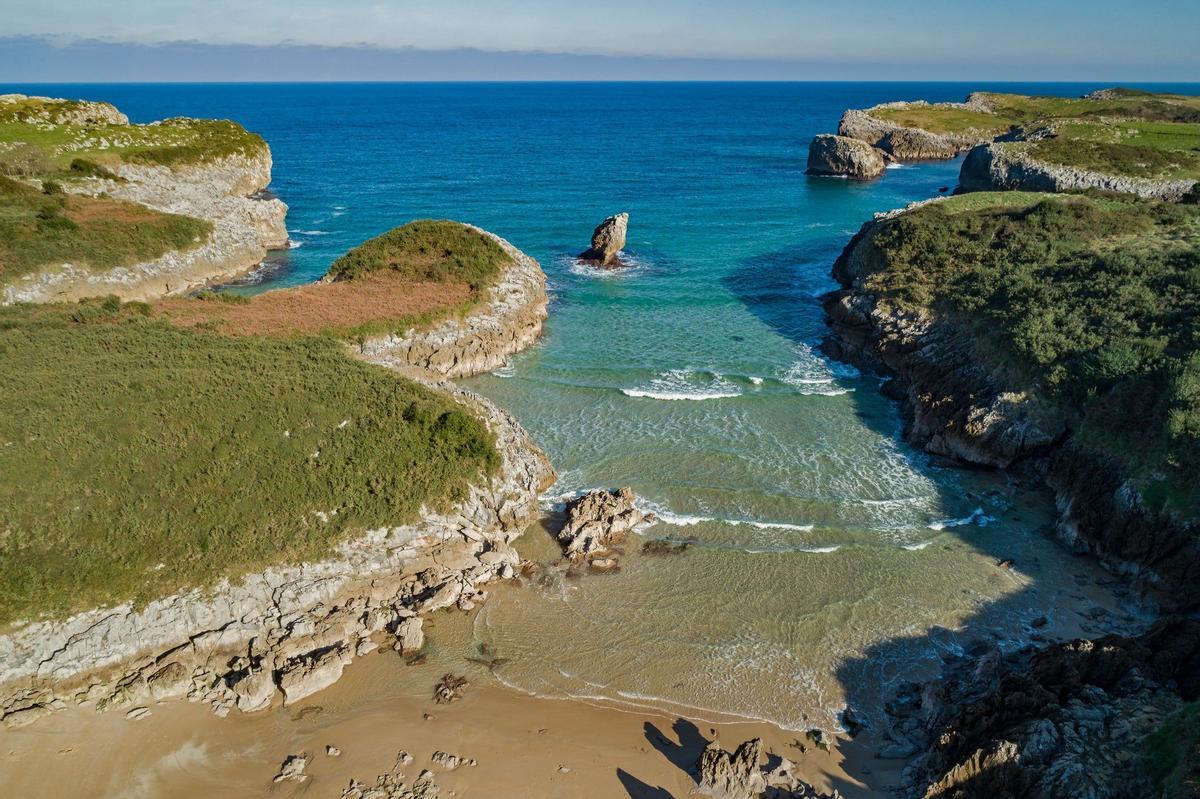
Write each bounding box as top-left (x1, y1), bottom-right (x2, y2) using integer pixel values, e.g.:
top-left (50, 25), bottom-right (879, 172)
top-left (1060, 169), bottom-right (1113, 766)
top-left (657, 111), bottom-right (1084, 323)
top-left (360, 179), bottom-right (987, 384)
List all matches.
top-left (0, 645), bottom-right (896, 799)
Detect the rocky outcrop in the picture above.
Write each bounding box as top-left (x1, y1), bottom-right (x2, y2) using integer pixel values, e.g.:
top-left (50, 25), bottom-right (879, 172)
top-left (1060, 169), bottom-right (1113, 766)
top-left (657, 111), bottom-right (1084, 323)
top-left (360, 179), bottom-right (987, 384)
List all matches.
top-left (806, 134), bottom-right (887, 179)
top-left (578, 212), bottom-right (629, 266)
top-left (695, 738), bottom-right (841, 799)
top-left (1, 95), bottom-right (288, 304)
top-left (555, 487), bottom-right (647, 561)
top-left (837, 97), bottom-right (997, 161)
top-left (822, 209), bottom-right (1200, 609)
top-left (0, 94), bottom-right (129, 125)
top-left (890, 618), bottom-right (1200, 799)
top-left (357, 227), bottom-right (548, 379)
top-left (960, 141), bottom-right (1198, 201)
top-left (0, 379), bottom-right (555, 727)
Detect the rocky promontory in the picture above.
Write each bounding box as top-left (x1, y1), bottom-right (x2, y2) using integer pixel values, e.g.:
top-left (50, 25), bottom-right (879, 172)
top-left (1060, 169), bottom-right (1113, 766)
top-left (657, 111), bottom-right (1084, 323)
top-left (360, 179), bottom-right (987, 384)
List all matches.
top-left (0, 94), bottom-right (287, 304)
top-left (836, 95), bottom-right (999, 161)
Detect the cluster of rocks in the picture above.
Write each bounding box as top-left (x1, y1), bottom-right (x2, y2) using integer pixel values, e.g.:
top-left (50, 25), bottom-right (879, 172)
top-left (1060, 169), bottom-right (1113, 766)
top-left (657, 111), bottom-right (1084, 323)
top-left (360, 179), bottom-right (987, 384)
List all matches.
top-left (0, 382), bottom-right (555, 729)
top-left (578, 212), bottom-right (629, 266)
top-left (1, 95), bottom-right (289, 304)
top-left (554, 487), bottom-right (649, 570)
top-left (695, 737), bottom-right (843, 799)
top-left (341, 750), bottom-right (438, 799)
top-left (878, 618), bottom-right (1200, 799)
top-left (356, 228), bottom-right (549, 379)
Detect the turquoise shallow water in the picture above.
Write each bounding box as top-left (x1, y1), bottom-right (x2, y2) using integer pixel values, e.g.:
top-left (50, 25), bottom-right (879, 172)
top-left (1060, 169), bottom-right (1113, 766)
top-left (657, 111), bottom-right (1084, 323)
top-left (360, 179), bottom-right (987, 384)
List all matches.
top-left (19, 81), bottom-right (1188, 729)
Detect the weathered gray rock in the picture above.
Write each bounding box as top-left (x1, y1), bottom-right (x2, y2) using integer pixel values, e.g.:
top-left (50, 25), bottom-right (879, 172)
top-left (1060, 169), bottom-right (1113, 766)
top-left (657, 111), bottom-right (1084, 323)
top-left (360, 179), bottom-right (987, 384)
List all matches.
top-left (430, 751), bottom-right (476, 770)
top-left (394, 617), bottom-right (425, 655)
top-left (578, 212), bottom-right (629, 266)
top-left (696, 738), bottom-right (838, 799)
top-left (274, 754), bottom-right (309, 783)
top-left (838, 97), bottom-right (995, 161)
top-left (557, 487), bottom-right (646, 560)
top-left (806, 134), bottom-right (886, 179)
top-left (278, 647), bottom-right (348, 706)
top-left (960, 141), bottom-right (1198, 201)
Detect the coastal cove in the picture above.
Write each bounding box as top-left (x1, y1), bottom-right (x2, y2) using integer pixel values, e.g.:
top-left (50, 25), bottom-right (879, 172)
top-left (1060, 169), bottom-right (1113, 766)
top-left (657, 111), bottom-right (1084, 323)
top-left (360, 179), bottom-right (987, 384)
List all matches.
top-left (3, 81), bottom-right (1199, 798)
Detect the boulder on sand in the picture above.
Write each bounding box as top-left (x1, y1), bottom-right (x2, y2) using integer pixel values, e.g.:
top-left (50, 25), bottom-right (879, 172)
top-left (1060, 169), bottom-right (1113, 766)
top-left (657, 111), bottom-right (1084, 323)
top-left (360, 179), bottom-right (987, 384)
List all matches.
top-left (578, 213), bottom-right (629, 266)
top-left (806, 134), bottom-right (886, 179)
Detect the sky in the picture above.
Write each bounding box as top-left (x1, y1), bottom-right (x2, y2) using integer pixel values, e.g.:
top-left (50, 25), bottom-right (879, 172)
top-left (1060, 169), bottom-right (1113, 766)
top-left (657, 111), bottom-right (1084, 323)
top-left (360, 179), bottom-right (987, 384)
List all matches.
top-left (2, 0), bottom-right (1199, 82)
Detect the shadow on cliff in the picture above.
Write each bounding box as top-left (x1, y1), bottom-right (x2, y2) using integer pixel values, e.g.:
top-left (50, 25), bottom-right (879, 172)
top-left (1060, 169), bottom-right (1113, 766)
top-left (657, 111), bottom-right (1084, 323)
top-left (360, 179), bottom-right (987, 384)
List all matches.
top-left (719, 244), bottom-right (1112, 797)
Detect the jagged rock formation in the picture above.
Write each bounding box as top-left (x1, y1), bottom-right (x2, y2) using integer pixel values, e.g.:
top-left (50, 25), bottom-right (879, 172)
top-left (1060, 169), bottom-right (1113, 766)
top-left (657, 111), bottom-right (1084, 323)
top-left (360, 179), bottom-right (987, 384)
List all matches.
top-left (695, 737), bottom-right (842, 799)
top-left (555, 487), bottom-right (646, 561)
top-left (960, 140), bottom-right (1198, 201)
top-left (0, 94), bottom-right (129, 125)
top-left (0, 377), bottom-right (554, 728)
top-left (889, 619), bottom-right (1200, 799)
top-left (356, 227), bottom-right (548, 378)
top-left (837, 95), bottom-right (998, 161)
top-left (806, 134), bottom-right (887, 179)
top-left (579, 212), bottom-right (629, 266)
top-left (1, 96), bottom-right (288, 304)
top-left (822, 208), bottom-right (1200, 609)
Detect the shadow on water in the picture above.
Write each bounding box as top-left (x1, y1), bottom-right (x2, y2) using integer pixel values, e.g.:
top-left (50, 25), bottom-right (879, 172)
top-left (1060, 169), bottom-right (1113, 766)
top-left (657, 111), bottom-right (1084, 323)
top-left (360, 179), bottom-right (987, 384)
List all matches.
top-left (718, 240), bottom-right (1088, 797)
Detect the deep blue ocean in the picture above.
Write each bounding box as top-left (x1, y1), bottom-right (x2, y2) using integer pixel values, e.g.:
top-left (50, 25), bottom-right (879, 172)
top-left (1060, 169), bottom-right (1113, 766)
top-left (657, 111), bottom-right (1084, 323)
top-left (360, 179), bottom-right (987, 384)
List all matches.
top-left (12, 81), bottom-right (1195, 728)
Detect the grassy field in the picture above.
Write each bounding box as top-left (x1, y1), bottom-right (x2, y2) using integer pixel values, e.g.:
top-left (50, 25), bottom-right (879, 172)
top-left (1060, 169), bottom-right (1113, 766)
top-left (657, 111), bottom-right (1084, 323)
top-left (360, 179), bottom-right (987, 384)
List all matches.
top-left (856, 193), bottom-right (1200, 514)
top-left (1021, 120), bottom-right (1200, 180)
top-left (0, 176), bottom-right (211, 283)
top-left (0, 298), bottom-right (499, 626)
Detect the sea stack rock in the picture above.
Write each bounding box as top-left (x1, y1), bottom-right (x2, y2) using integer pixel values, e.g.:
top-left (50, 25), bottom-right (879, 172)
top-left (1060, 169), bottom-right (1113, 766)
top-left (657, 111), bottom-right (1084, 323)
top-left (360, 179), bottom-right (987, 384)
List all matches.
top-left (806, 134), bottom-right (886, 179)
top-left (579, 213), bottom-right (629, 266)
top-left (556, 487), bottom-right (646, 560)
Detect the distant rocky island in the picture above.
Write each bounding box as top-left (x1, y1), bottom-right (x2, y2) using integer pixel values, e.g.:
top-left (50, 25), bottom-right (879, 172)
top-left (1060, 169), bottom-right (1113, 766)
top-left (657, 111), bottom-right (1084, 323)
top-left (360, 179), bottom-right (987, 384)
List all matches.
top-left (813, 88), bottom-right (1200, 799)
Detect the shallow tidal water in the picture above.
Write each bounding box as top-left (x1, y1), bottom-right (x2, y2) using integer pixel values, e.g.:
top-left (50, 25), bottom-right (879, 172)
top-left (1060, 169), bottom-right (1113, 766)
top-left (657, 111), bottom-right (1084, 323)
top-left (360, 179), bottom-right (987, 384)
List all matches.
top-left (16, 80), bottom-right (1183, 732)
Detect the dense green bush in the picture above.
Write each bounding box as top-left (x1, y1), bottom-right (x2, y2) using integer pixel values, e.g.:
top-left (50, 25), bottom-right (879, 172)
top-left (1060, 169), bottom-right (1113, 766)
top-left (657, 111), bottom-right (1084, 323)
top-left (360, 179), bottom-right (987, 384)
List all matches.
top-left (861, 194), bottom-right (1200, 504)
top-left (327, 219), bottom-right (510, 290)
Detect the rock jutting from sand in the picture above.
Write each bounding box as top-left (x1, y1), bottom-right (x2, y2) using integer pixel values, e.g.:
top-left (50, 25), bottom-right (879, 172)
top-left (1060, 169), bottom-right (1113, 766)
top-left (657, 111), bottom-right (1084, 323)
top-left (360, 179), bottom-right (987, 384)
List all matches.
top-left (805, 134), bottom-right (887, 179)
top-left (695, 737), bottom-right (841, 799)
top-left (556, 487), bottom-right (648, 562)
top-left (273, 754), bottom-right (309, 783)
top-left (433, 673), bottom-right (469, 704)
top-left (578, 212), bottom-right (629, 266)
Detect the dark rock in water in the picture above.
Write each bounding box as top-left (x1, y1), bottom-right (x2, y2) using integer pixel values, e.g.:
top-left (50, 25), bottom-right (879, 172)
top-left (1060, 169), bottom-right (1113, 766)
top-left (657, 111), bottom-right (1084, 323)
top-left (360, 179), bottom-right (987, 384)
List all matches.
top-left (433, 673), bottom-right (468, 704)
top-left (806, 134), bottom-right (886, 179)
top-left (579, 213), bottom-right (628, 266)
top-left (938, 186), bottom-right (950, 193)
top-left (641, 539), bottom-right (691, 556)
top-left (996, 558), bottom-right (1015, 569)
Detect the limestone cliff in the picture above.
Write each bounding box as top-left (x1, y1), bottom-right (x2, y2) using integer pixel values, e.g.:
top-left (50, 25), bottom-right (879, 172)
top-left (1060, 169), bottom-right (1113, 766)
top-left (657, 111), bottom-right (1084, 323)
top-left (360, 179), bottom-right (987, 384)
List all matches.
top-left (836, 95), bottom-right (998, 161)
top-left (960, 140), bottom-right (1198, 201)
top-left (822, 208), bottom-right (1200, 610)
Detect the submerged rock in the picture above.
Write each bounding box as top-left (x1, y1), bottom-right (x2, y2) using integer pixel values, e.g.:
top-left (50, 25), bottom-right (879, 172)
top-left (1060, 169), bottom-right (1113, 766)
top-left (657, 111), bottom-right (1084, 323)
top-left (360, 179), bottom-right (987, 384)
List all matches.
top-left (806, 134), bottom-right (886, 179)
top-left (557, 487), bottom-right (646, 560)
top-left (578, 213), bottom-right (629, 266)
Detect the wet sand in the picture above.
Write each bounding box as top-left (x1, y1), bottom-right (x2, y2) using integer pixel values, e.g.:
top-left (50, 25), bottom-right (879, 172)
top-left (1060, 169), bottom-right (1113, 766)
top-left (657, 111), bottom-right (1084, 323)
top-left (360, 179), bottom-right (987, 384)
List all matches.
top-left (0, 649), bottom-right (896, 798)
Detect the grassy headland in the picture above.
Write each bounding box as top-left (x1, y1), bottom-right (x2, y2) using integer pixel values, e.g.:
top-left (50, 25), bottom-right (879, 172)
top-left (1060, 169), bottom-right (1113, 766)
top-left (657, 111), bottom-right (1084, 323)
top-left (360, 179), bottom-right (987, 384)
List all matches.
top-left (0, 297), bottom-right (499, 626)
top-left (867, 89), bottom-right (1200, 182)
top-left (0, 176), bottom-right (211, 283)
top-left (159, 220), bottom-right (511, 339)
top-left (852, 192), bottom-right (1200, 514)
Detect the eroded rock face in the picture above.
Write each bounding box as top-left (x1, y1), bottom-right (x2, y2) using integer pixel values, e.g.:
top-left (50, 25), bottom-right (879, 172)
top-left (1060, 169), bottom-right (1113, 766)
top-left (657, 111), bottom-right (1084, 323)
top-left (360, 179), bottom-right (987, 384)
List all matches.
top-left (896, 619), bottom-right (1200, 799)
top-left (357, 228), bottom-right (549, 379)
top-left (695, 738), bottom-right (841, 799)
top-left (806, 134), bottom-right (886, 179)
top-left (556, 487), bottom-right (646, 560)
top-left (838, 99), bottom-right (993, 161)
top-left (960, 140), bottom-right (1198, 201)
top-left (579, 213), bottom-right (629, 266)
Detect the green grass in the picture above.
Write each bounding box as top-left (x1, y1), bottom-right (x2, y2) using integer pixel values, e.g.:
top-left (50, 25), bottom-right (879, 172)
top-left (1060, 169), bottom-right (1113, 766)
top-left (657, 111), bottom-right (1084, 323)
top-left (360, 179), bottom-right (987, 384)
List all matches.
top-left (327, 219), bottom-right (511, 288)
top-left (1142, 701), bottom-right (1200, 798)
top-left (0, 299), bottom-right (499, 626)
top-left (0, 176), bottom-right (211, 283)
top-left (854, 193), bottom-right (1200, 510)
top-left (1021, 120), bottom-right (1200, 180)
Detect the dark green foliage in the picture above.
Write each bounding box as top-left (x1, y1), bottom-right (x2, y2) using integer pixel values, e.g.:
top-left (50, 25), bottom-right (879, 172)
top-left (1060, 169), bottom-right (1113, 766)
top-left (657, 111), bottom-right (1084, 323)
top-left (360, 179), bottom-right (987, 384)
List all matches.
top-left (1142, 701), bottom-right (1200, 798)
top-left (327, 219), bottom-right (510, 290)
top-left (862, 195), bottom-right (1200, 502)
top-left (0, 300), bottom-right (498, 624)
top-left (69, 158), bottom-right (122, 181)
